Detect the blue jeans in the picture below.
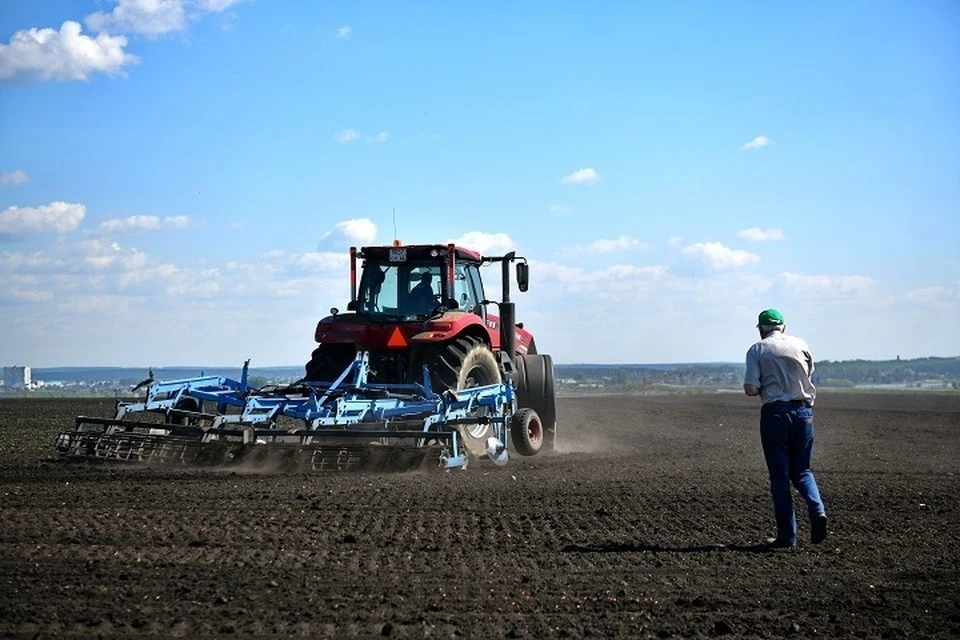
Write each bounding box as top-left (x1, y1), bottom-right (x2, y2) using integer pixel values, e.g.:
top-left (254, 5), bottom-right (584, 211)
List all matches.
top-left (760, 401), bottom-right (826, 545)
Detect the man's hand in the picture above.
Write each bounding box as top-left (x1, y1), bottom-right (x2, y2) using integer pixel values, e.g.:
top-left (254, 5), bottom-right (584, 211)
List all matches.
top-left (743, 384), bottom-right (761, 397)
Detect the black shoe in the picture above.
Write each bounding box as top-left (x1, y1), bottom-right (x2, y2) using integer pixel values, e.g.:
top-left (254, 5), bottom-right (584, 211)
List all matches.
top-left (811, 515), bottom-right (828, 544)
top-left (762, 537), bottom-right (795, 550)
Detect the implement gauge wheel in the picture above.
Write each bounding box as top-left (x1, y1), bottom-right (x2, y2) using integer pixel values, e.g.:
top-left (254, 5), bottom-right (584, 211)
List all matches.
top-left (510, 408), bottom-right (543, 456)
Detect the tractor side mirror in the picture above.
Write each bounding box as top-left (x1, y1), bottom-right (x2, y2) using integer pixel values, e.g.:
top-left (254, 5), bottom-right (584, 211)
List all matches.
top-left (516, 262), bottom-right (529, 292)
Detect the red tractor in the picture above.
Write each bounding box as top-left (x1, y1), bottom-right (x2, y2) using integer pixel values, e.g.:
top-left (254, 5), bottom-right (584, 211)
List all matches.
top-left (305, 242), bottom-right (557, 453)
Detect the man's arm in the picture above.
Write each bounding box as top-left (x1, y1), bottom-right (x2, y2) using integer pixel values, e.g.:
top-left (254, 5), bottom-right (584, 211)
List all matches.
top-left (743, 344), bottom-right (761, 397)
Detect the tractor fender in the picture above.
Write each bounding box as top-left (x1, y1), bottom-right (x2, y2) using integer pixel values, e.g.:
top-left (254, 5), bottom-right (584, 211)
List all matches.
top-left (410, 311), bottom-right (488, 344)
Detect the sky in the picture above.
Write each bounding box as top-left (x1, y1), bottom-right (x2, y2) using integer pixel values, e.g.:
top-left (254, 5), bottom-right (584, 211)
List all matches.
top-left (1, 1), bottom-right (958, 368)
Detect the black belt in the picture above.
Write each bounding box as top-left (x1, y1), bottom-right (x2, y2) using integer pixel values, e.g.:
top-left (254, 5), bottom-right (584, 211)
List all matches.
top-left (764, 399), bottom-right (811, 409)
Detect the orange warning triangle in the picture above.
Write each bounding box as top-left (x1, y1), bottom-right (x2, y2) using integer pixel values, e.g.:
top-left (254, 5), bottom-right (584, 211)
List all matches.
top-left (386, 326), bottom-right (408, 348)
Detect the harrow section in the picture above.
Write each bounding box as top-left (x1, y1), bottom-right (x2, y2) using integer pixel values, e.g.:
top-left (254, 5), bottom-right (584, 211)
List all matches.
top-left (55, 352), bottom-right (519, 471)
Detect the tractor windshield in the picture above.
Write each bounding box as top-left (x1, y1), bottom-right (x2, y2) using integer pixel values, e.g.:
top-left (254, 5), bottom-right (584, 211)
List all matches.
top-left (357, 262), bottom-right (441, 318)
top-left (357, 261), bottom-right (481, 318)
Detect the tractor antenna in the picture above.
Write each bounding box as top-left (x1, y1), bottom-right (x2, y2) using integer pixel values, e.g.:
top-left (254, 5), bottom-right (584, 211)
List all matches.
top-left (392, 208), bottom-right (397, 242)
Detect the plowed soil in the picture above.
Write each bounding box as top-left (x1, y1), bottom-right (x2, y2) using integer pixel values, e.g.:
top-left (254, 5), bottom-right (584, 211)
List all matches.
top-left (1, 392), bottom-right (958, 638)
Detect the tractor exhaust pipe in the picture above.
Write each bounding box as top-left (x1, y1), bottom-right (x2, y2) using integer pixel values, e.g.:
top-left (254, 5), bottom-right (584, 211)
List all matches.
top-left (500, 253), bottom-right (516, 362)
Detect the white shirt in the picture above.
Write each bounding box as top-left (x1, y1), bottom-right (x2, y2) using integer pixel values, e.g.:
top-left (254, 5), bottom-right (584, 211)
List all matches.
top-left (744, 330), bottom-right (816, 406)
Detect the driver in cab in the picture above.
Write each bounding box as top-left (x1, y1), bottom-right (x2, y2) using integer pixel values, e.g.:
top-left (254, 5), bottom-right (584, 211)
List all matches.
top-left (410, 271), bottom-right (437, 314)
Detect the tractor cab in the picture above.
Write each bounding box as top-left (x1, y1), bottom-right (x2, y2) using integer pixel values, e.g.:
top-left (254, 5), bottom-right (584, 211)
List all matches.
top-left (351, 244), bottom-right (486, 320)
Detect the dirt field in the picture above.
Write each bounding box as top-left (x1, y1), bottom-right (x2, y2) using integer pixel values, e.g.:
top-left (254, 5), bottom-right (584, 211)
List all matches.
top-left (1, 392), bottom-right (958, 638)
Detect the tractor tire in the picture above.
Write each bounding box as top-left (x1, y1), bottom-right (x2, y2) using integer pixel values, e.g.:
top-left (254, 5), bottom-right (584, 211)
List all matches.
top-left (305, 344), bottom-right (357, 382)
top-left (510, 408), bottom-right (543, 456)
top-left (513, 353), bottom-right (557, 452)
top-left (168, 397), bottom-right (200, 426)
top-left (418, 336), bottom-right (501, 392)
top-left (414, 336), bottom-right (502, 449)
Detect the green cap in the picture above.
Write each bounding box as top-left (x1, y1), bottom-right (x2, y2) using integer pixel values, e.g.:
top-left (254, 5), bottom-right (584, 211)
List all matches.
top-left (757, 308), bottom-right (785, 326)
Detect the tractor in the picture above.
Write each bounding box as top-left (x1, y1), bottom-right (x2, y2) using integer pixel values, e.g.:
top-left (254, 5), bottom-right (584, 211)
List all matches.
top-left (304, 242), bottom-right (557, 453)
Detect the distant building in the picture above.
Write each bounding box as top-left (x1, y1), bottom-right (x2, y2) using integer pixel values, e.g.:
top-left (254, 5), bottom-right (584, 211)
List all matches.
top-left (3, 366), bottom-right (32, 389)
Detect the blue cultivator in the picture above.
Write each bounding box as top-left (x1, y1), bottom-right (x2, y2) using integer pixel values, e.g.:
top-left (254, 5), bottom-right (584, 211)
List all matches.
top-left (54, 351), bottom-right (516, 472)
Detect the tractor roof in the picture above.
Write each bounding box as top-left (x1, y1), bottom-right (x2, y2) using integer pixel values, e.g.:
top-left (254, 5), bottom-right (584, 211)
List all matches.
top-left (359, 244), bottom-right (483, 263)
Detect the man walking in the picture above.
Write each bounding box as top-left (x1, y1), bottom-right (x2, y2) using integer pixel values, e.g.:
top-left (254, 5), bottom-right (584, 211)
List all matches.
top-left (744, 308), bottom-right (828, 549)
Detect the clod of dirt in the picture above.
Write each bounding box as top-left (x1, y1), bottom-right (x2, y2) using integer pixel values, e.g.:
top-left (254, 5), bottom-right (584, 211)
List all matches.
top-left (714, 620), bottom-right (733, 635)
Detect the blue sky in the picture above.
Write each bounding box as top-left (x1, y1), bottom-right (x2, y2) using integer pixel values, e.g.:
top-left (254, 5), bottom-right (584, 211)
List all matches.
top-left (1, 1), bottom-right (958, 367)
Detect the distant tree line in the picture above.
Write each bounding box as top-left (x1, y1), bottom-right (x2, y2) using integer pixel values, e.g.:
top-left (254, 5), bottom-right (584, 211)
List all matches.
top-left (555, 356), bottom-right (960, 391)
top-left (555, 364), bottom-right (744, 391)
top-left (814, 357), bottom-right (960, 387)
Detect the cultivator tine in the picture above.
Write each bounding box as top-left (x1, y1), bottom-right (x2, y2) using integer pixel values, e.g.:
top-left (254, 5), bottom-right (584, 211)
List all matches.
top-left (309, 445), bottom-right (367, 471)
top-left (56, 430), bottom-right (210, 466)
top-left (305, 443), bottom-right (444, 472)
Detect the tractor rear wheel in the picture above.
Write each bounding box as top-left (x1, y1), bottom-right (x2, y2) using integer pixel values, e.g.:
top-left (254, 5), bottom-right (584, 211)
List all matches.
top-left (305, 344), bottom-right (357, 382)
top-left (414, 336), bottom-right (502, 450)
top-left (417, 336), bottom-right (501, 392)
top-left (513, 354), bottom-right (557, 451)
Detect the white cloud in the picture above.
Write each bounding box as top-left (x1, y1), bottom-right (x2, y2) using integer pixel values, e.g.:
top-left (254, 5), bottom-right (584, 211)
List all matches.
top-left (85, 0), bottom-right (245, 37)
top-left (316, 218), bottom-right (378, 250)
top-left (780, 272), bottom-right (876, 296)
top-left (535, 261), bottom-right (668, 294)
top-left (290, 252), bottom-right (346, 272)
top-left (56, 294), bottom-right (134, 316)
top-left (738, 227), bottom-right (784, 242)
top-left (337, 25), bottom-right (352, 39)
top-left (73, 237), bottom-right (125, 269)
top-left (667, 236), bottom-right (683, 247)
top-left (904, 285), bottom-right (954, 304)
top-left (87, 0), bottom-right (185, 36)
top-left (198, 0), bottom-right (245, 10)
top-left (4, 287), bottom-right (53, 302)
top-left (0, 251), bottom-right (58, 270)
top-left (1, 170), bottom-right (29, 186)
top-left (741, 135), bottom-right (772, 150)
top-left (118, 262), bottom-right (180, 287)
top-left (549, 204), bottom-right (570, 213)
top-left (69, 240), bottom-right (150, 274)
top-left (559, 168), bottom-right (599, 186)
top-left (682, 242), bottom-right (761, 270)
top-left (98, 214), bottom-right (192, 234)
top-left (570, 236), bottom-right (645, 256)
top-left (334, 129), bottom-right (359, 143)
top-left (335, 218), bottom-right (377, 243)
top-left (450, 231), bottom-right (515, 255)
top-left (0, 21), bottom-right (138, 83)
top-left (167, 276), bottom-right (221, 298)
top-left (0, 202), bottom-right (86, 235)
top-left (335, 129), bottom-right (389, 143)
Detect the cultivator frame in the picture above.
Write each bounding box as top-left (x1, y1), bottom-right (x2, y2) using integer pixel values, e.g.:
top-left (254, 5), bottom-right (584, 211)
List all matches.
top-left (55, 351), bottom-right (517, 471)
